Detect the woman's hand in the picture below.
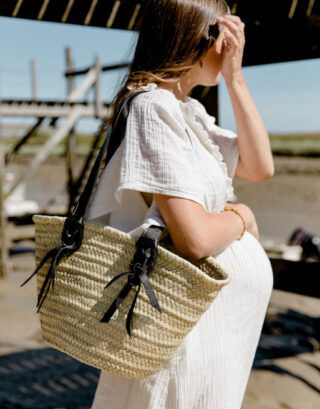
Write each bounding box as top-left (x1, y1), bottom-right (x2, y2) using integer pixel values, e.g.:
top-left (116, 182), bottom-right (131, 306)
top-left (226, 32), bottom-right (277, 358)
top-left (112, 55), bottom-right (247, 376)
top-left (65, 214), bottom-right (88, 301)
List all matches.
top-left (224, 202), bottom-right (260, 240)
top-left (216, 15), bottom-right (245, 82)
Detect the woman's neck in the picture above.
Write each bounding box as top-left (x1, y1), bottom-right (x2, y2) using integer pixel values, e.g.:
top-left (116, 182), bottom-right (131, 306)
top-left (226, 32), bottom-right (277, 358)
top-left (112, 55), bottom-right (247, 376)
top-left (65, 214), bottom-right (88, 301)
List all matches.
top-left (157, 73), bottom-right (197, 102)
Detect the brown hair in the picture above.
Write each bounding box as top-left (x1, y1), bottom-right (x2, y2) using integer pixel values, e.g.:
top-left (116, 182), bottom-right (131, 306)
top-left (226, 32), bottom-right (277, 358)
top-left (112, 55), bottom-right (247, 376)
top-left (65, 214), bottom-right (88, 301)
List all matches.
top-left (108, 0), bottom-right (229, 127)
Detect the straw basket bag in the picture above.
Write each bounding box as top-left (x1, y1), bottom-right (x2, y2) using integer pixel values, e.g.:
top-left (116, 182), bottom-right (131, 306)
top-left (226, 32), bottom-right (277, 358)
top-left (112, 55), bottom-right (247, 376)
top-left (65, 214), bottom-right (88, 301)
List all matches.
top-left (23, 91), bottom-right (231, 379)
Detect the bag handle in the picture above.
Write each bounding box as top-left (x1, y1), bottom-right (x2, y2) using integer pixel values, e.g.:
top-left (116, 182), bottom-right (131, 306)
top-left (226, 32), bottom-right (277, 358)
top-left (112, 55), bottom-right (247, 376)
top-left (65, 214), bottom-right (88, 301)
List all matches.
top-left (72, 90), bottom-right (146, 222)
top-left (21, 91), bottom-right (146, 297)
top-left (58, 91), bottom-right (147, 255)
top-left (23, 89), bottom-right (165, 338)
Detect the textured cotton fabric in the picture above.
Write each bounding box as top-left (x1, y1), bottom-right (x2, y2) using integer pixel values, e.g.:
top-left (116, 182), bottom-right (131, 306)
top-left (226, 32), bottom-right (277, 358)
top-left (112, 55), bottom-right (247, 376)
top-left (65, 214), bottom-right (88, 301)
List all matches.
top-left (88, 84), bottom-right (273, 409)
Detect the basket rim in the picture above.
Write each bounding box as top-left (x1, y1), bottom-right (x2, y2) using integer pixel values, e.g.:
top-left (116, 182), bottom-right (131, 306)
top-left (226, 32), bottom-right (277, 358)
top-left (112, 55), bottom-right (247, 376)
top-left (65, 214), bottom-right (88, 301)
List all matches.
top-left (33, 214), bottom-right (231, 286)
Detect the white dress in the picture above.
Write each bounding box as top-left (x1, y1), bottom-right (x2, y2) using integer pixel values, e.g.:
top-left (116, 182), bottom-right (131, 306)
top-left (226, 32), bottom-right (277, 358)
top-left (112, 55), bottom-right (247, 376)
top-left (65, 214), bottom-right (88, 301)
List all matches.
top-left (88, 84), bottom-right (273, 409)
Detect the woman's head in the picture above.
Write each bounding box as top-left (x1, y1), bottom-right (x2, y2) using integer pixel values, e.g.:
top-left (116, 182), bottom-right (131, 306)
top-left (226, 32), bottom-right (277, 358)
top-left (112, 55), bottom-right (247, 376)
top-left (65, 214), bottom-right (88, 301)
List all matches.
top-left (110, 0), bottom-right (230, 124)
top-left (130, 0), bottom-right (229, 83)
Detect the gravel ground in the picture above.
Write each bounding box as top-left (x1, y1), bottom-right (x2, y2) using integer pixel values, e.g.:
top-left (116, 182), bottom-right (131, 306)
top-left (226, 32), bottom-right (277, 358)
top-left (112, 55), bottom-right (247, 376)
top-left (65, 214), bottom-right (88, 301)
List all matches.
top-left (2, 155), bottom-right (320, 408)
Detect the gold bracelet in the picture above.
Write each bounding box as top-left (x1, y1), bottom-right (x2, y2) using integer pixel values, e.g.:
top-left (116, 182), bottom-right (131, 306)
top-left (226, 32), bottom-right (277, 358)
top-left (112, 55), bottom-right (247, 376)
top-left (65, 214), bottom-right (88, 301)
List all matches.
top-left (223, 206), bottom-right (246, 240)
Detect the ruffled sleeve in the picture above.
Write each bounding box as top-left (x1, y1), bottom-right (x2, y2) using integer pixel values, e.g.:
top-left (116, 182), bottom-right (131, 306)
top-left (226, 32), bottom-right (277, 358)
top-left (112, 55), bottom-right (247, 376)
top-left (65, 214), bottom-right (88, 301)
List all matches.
top-left (88, 90), bottom-right (208, 221)
top-left (119, 91), bottom-right (208, 204)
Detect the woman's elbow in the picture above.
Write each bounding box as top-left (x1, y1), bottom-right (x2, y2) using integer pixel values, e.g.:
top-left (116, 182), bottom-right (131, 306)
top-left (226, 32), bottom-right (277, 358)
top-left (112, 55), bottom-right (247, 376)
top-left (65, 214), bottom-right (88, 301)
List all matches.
top-left (174, 234), bottom-right (209, 262)
top-left (237, 157), bottom-right (274, 182)
top-left (251, 163), bottom-right (274, 182)
top-left (258, 163), bottom-right (274, 181)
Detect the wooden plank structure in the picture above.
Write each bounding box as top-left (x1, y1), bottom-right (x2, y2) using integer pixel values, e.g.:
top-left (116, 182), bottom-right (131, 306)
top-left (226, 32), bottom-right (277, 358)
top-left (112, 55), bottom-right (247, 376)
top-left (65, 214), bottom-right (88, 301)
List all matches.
top-left (0, 49), bottom-right (120, 275)
top-left (0, 99), bottom-right (110, 118)
top-left (3, 56), bottom-right (112, 201)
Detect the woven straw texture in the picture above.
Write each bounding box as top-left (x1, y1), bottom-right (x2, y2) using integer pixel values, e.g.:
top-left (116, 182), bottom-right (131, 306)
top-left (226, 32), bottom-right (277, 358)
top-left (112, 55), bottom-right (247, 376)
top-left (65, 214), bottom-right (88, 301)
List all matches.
top-left (34, 215), bottom-right (231, 379)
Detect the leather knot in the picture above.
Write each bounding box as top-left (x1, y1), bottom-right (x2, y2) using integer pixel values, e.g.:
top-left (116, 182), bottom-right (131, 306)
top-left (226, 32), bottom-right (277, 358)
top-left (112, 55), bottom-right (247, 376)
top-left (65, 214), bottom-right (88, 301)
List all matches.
top-left (21, 216), bottom-right (84, 313)
top-left (61, 216), bottom-right (84, 250)
top-left (100, 227), bottom-right (164, 338)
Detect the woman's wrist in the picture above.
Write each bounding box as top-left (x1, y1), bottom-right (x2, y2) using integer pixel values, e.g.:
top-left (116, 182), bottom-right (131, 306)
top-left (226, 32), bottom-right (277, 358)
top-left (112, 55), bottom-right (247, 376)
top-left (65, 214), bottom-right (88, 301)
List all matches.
top-left (223, 70), bottom-right (245, 88)
top-left (223, 206), bottom-right (246, 240)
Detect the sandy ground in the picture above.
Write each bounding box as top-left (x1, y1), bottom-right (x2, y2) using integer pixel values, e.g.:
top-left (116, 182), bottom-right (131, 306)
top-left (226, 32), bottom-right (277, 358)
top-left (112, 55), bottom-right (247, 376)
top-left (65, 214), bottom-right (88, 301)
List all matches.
top-left (1, 251), bottom-right (319, 409)
top-left (1, 155), bottom-right (320, 408)
top-left (6, 155), bottom-right (320, 240)
top-left (233, 156), bottom-right (320, 240)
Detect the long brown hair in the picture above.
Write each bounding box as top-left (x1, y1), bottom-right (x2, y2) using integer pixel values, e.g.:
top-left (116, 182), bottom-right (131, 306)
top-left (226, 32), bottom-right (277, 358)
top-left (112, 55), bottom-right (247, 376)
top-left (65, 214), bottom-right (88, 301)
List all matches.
top-left (108, 0), bottom-right (229, 127)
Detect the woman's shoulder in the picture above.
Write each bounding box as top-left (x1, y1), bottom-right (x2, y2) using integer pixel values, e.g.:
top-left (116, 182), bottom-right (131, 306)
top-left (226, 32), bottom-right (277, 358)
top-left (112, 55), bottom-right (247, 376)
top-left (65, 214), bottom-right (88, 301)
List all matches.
top-left (129, 84), bottom-right (184, 117)
top-left (125, 85), bottom-right (190, 140)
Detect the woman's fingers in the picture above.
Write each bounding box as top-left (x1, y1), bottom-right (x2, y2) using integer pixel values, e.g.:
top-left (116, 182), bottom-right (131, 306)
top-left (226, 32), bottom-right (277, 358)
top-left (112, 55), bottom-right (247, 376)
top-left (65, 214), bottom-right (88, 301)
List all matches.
top-left (217, 15), bottom-right (245, 80)
top-left (225, 30), bottom-right (238, 49)
top-left (217, 15), bottom-right (245, 44)
top-left (223, 15), bottom-right (242, 25)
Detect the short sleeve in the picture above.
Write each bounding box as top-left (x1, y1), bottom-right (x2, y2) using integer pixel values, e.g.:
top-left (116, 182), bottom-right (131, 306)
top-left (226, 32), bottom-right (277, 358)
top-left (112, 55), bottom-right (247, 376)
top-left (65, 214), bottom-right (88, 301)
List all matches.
top-left (119, 91), bottom-right (202, 199)
top-left (87, 91), bottom-right (207, 221)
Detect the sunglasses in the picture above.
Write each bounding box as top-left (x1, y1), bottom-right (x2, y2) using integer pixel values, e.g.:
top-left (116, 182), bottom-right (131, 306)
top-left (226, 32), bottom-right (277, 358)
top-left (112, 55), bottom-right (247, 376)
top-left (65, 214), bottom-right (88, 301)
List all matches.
top-left (208, 23), bottom-right (220, 42)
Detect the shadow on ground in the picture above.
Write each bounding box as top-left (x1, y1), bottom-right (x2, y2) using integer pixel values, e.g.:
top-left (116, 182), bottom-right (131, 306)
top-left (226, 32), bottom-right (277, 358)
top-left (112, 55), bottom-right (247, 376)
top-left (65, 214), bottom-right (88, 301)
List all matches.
top-left (1, 309), bottom-right (319, 408)
top-left (253, 309), bottom-right (320, 394)
top-left (0, 348), bottom-right (99, 409)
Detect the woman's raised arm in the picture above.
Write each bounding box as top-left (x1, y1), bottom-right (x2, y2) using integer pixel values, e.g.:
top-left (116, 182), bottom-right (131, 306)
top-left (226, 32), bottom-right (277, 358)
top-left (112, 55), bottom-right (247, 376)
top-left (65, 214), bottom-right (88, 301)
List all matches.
top-left (217, 15), bottom-right (274, 182)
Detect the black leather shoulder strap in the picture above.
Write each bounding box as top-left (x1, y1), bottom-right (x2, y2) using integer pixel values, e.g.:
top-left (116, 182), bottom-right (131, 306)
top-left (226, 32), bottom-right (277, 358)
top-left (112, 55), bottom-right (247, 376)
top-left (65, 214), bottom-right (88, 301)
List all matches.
top-left (72, 91), bottom-right (146, 221)
top-left (23, 89), bottom-right (166, 328)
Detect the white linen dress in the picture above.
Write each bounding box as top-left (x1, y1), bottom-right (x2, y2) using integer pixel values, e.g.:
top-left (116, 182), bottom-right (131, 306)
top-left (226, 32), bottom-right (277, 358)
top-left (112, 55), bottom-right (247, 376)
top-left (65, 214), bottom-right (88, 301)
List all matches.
top-left (87, 83), bottom-right (274, 409)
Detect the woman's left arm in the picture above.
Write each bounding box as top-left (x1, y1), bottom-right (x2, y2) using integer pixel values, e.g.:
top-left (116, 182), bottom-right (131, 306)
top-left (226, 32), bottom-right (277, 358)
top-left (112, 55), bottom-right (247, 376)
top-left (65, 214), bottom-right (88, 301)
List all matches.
top-left (217, 15), bottom-right (274, 182)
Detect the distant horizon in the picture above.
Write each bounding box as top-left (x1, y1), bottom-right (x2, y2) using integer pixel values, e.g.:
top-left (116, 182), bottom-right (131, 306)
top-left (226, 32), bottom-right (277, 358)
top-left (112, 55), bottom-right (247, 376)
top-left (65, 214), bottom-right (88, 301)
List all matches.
top-left (2, 122), bottom-right (319, 138)
top-left (0, 16), bottom-right (319, 134)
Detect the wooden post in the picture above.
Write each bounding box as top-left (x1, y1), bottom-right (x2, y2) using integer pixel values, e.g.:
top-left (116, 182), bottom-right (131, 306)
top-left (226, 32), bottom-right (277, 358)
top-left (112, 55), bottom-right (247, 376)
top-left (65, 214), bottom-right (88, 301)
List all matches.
top-left (0, 107), bottom-right (9, 278)
top-left (66, 47), bottom-right (74, 96)
top-left (94, 55), bottom-right (102, 118)
top-left (65, 46), bottom-right (77, 213)
top-left (190, 85), bottom-right (219, 125)
top-left (31, 59), bottom-right (38, 102)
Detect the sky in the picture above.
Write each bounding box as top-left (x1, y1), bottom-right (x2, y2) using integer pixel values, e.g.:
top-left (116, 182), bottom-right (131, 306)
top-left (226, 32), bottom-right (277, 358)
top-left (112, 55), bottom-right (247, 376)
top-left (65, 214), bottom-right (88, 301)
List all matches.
top-left (0, 16), bottom-right (319, 135)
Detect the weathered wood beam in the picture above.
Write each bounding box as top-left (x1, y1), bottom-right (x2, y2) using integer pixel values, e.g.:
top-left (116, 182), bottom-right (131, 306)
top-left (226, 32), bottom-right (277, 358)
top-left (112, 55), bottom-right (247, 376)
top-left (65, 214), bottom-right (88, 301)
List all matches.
top-left (66, 47), bottom-right (74, 96)
top-left (0, 122), bottom-right (9, 278)
top-left (67, 67), bottom-right (97, 102)
top-left (94, 55), bottom-right (103, 118)
top-left (69, 123), bottom-right (106, 212)
top-left (4, 106), bottom-right (83, 200)
top-left (0, 102), bottom-right (110, 118)
top-left (64, 62), bottom-right (130, 77)
top-left (31, 59), bottom-right (38, 102)
top-left (6, 117), bottom-right (44, 163)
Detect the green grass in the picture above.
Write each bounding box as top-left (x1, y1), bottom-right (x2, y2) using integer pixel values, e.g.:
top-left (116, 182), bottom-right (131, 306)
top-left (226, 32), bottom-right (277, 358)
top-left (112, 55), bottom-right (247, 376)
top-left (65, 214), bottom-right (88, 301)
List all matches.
top-left (269, 132), bottom-right (320, 156)
top-left (5, 132), bottom-right (101, 157)
top-left (5, 131), bottom-right (320, 158)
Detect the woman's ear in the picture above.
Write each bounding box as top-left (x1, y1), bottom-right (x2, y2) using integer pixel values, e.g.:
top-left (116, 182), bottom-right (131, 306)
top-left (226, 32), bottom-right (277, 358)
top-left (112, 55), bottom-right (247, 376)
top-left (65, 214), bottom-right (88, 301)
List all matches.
top-left (215, 31), bottom-right (226, 54)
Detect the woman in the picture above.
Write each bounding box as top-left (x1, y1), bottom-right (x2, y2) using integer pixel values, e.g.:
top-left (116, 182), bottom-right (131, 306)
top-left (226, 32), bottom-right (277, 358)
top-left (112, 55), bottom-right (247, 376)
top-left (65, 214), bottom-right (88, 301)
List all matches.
top-left (88, 0), bottom-right (274, 408)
